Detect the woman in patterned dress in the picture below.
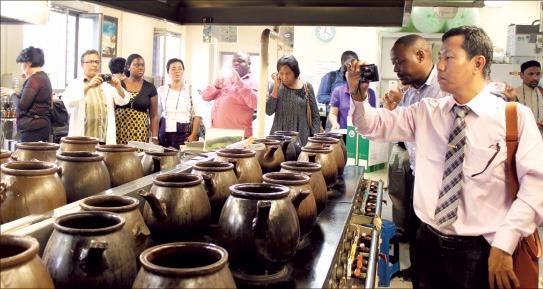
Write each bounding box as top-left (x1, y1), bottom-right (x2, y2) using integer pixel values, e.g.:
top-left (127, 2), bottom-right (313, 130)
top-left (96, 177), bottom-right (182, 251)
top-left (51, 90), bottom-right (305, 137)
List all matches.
top-left (115, 54), bottom-right (159, 145)
top-left (266, 54), bottom-right (320, 145)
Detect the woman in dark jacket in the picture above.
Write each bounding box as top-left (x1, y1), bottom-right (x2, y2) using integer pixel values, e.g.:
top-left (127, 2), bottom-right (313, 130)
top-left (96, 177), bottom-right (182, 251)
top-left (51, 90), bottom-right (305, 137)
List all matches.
top-left (1, 46), bottom-right (52, 142)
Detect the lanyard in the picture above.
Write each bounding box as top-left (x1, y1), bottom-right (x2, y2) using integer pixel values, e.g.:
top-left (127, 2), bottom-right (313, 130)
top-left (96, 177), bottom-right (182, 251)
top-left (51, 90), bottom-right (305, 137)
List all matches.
top-left (522, 86), bottom-right (541, 121)
top-left (165, 86), bottom-right (182, 116)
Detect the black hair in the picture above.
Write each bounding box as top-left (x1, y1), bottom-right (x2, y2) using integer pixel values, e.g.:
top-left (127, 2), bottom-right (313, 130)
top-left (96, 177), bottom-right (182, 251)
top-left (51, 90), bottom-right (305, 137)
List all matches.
top-left (442, 26), bottom-right (493, 78)
top-left (16, 46), bottom-right (45, 67)
top-left (80, 49), bottom-right (99, 63)
top-left (166, 58), bottom-right (185, 72)
top-left (277, 55), bottom-right (300, 78)
top-left (108, 57), bottom-right (126, 74)
top-left (341, 56), bottom-right (358, 81)
top-left (341, 50), bottom-right (358, 64)
top-left (124, 53), bottom-right (144, 77)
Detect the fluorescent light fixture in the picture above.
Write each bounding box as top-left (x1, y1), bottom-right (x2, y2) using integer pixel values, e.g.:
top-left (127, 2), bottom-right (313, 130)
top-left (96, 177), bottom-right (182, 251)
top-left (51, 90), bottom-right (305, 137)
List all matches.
top-left (484, 1), bottom-right (510, 8)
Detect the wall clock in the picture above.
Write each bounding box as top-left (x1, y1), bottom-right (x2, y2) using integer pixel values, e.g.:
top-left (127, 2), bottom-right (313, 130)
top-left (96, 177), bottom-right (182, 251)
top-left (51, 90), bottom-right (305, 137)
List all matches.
top-left (315, 26), bottom-right (336, 42)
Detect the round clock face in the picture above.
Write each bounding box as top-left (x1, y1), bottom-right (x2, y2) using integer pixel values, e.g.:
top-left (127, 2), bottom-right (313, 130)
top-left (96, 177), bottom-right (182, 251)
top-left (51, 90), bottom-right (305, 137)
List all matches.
top-left (315, 26), bottom-right (336, 42)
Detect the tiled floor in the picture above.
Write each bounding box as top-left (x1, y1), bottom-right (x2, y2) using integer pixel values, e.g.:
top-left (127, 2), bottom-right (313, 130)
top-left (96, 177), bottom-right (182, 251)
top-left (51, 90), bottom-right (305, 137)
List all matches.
top-left (364, 167), bottom-right (543, 288)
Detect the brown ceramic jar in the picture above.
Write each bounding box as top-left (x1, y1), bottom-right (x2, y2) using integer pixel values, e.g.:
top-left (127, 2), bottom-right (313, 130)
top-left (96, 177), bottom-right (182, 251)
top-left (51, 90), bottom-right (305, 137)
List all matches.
top-left (96, 144), bottom-right (144, 187)
top-left (0, 150), bottom-right (12, 165)
top-left (0, 161), bottom-right (66, 224)
top-left (141, 148), bottom-right (180, 175)
top-left (191, 161), bottom-right (237, 223)
top-left (79, 195), bottom-right (150, 262)
top-left (253, 138), bottom-right (285, 173)
top-left (315, 132), bottom-right (347, 166)
top-left (14, 142), bottom-right (60, 163)
top-left (0, 234), bottom-right (55, 288)
top-left (217, 183), bottom-right (299, 277)
top-left (43, 211), bottom-right (137, 289)
top-left (263, 172), bottom-right (317, 243)
top-left (59, 136), bottom-right (100, 152)
top-left (274, 131), bottom-right (302, 158)
top-left (280, 161), bottom-right (327, 215)
top-left (56, 151), bottom-right (111, 203)
top-left (307, 136), bottom-right (345, 175)
top-left (265, 134), bottom-right (296, 161)
top-left (139, 173), bottom-right (211, 242)
top-left (298, 145), bottom-right (338, 189)
top-left (214, 148), bottom-right (262, 183)
top-left (132, 242), bottom-right (236, 288)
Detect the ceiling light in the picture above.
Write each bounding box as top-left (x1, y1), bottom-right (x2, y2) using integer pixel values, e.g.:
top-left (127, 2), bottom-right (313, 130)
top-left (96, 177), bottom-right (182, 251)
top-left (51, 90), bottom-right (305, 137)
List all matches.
top-left (484, 1), bottom-right (510, 8)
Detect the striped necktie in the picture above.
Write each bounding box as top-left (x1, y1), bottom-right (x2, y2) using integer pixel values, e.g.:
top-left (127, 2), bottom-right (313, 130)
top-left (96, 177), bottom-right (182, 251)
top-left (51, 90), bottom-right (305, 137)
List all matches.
top-left (434, 104), bottom-right (470, 228)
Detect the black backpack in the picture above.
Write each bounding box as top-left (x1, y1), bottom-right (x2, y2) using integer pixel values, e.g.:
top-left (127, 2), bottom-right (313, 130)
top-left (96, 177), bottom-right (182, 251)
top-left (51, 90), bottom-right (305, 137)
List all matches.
top-left (50, 98), bottom-right (69, 127)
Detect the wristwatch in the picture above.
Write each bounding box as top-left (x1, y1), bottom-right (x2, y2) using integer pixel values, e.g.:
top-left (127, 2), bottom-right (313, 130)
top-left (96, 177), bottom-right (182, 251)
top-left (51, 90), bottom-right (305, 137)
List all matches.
top-left (152, 136), bottom-right (158, 140)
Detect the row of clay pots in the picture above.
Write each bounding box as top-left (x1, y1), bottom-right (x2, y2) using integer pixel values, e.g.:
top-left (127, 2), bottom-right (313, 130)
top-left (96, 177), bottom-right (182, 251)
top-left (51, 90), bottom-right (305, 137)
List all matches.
top-left (0, 217), bottom-right (236, 289)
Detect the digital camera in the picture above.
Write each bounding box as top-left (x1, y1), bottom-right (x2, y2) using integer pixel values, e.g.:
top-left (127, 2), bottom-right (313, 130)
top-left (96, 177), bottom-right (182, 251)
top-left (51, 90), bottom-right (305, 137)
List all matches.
top-left (99, 74), bottom-right (112, 82)
top-left (359, 64), bottom-right (380, 82)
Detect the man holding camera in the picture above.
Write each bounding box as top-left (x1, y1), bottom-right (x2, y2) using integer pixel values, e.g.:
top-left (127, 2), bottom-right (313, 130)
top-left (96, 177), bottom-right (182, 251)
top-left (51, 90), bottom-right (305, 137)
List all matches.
top-left (63, 49), bottom-right (129, 144)
top-left (348, 26), bottom-right (543, 289)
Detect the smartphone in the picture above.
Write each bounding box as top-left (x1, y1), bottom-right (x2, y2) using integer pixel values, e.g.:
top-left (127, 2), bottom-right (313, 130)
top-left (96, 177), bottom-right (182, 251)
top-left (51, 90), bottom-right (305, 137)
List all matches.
top-left (488, 81), bottom-right (506, 93)
top-left (388, 80), bottom-right (399, 91)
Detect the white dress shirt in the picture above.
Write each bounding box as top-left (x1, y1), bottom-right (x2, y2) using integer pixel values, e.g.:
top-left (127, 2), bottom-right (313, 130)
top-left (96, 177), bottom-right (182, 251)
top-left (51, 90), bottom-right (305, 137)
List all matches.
top-left (63, 76), bottom-right (129, 144)
top-left (351, 88), bottom-right (543, 254)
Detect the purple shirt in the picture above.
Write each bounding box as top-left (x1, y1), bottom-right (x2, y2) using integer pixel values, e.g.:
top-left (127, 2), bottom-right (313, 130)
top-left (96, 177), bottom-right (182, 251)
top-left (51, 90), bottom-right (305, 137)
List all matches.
top-left (202, 72), bottom-right (258, 138)
top-left (330, 84), bottom-right (375, 129)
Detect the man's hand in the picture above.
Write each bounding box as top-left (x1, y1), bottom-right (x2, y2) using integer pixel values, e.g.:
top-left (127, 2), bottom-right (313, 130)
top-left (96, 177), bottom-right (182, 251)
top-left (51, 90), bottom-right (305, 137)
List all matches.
top-left (346, 59), bottom-right (370, 102)
top-left (502, 83), bottom-right (517, 102)
top-left (488, 246), bottom-right (519, 289)
top-left (383, 88), bottom-right (403, 110)
top-left (230, 67), bottom-right (241, 84)
top-left (214, 77), bottom-right (225, 89)
top-left (88, 75), bottom-right (104, 89)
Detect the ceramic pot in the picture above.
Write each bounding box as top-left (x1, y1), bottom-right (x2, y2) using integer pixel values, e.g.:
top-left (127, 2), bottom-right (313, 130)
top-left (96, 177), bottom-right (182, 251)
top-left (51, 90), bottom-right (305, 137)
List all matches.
top-left (0, 234), bottom-right (55, 288)
top-left (265, 134), bottom-right (296, 161)
top-left (262, 172), bottom-right (317, 242)
top-left (298, 145), bottom-right (338, 189)
top-left (315, 132), bottom-right (347, 166)
top-left (132, 242), bottom-right (236, 288)
top-left (253, 138), bottom-right (285, 173)
top-left (96, 144), bottom-right (144, 187)
top-left (0, 161), bottom-right (66, 224)
top-left (274, 131), bottom-right (302, 158)
top-left (141, 148), bottom-right (180, 176)
top-left (43, 211), bottom-right (137, 289)
top-left (14, 142), bottom-right (59, 163)
top-left (80, 195), bottom-right (150, 262)
top-left (191, 161), bottom-right (237, 224)
top-left (280, 161), bottom-right (327, 215)
top-left (0, 150), bottom-right (12, 165)
top-left (59, 136), bottom-right (100, 152)
top-left (307, 136), bottom-right (345, 175)
top-left (217, 183), bottom-right (299, 277)
top-left (214, 148), bottom-right (262, 183)
top-left (56, 151), bottom-right (111, 203)
top-left (139, 173), bottom-right (211, 242)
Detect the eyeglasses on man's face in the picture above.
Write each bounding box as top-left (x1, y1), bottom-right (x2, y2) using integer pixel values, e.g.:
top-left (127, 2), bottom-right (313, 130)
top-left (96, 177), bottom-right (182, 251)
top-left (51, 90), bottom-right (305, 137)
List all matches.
top-left (83, 60), bottom-right (100, 65)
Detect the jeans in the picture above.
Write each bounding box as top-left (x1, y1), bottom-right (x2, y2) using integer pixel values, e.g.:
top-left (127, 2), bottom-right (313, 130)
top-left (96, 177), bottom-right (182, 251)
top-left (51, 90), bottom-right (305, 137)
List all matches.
top-left (20, 126), bottom-right (50, 142)
top-left (413, 223), bottom-right (491, 289)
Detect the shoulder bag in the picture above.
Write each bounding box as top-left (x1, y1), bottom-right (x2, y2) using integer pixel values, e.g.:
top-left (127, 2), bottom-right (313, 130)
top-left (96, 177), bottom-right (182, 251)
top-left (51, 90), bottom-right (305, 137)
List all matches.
top-left (50, 96), bottom-right (69, 127)
top-left (505, 102), bottom-right (541, 289)
top-left (304, 82), bottom-right (324, 134)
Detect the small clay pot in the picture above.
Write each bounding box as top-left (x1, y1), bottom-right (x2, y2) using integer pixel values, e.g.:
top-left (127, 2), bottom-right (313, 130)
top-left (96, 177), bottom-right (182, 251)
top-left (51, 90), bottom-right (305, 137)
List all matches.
top-left (60, 136), bottom-right (100, 152)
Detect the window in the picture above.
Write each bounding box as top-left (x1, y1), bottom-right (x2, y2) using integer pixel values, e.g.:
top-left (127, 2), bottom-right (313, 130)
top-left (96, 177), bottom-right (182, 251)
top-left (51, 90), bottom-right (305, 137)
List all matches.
top-left (23, 6), bottom-right (79, 90)
top-left (153, 29), bottom-right (182, 86)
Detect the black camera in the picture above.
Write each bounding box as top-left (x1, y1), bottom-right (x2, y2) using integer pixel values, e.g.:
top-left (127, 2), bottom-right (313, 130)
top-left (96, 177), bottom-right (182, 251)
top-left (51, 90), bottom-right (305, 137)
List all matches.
top-left (99, 74), bottom-right (112, 82)
top-left (359, 64), bottom-right (379, 82)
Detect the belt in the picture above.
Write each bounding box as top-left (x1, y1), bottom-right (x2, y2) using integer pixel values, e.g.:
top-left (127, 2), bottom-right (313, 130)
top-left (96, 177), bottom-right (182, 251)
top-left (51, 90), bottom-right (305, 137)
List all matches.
top-left (422, 223), bottom-right (488, 250)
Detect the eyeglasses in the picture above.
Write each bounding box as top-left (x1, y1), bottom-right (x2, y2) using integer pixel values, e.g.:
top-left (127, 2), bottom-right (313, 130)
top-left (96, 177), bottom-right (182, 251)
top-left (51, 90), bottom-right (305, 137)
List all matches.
top-left (83, 60), bottom-right (100, 65)
top-left (471, 143), bottom-right (500, 177)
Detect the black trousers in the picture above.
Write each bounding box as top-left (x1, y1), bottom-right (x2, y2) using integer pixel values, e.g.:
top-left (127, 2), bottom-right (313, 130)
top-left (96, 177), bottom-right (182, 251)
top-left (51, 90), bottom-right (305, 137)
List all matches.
top-left (20, 126), bottom-right (50, 142)
top-left (413, 223), bottom-right (491, 289)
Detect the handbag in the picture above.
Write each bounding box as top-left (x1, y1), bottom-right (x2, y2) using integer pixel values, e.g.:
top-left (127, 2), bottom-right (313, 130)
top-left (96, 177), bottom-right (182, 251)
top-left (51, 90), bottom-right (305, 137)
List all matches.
top-left (50, 96), bottom-right (69, 127)
top-left (304, 82), bottom-right (324, 134)
top-left (505, 102), bottom-right (542, 289)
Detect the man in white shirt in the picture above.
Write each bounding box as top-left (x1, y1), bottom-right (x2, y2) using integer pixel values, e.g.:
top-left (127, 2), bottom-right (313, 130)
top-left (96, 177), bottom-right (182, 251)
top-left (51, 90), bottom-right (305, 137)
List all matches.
top-left (348, 26), bottom-right (543, 289)
top-left (63, 49), bottom-right (129, 144)
top-left (514, 60), bottom-right (542, 136)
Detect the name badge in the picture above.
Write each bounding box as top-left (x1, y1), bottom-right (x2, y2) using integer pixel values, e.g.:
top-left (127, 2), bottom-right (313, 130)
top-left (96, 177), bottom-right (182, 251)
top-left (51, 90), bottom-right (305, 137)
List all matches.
top-left (166, 116), bottom-right (177, 132)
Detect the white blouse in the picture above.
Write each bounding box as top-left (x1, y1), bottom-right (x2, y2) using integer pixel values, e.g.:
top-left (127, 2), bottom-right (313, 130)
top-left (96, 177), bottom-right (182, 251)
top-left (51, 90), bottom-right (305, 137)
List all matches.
top-left (157, 85), bottom-right (203, 123)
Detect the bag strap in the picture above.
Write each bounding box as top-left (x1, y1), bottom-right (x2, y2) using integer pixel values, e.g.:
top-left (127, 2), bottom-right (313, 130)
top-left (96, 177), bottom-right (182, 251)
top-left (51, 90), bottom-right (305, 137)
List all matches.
top-left (505, 102), bottom-right (519, 201)
top-left (505, 102), bottom-right (542, 259)
top-left (304, 82), bottom-right (312, 127)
